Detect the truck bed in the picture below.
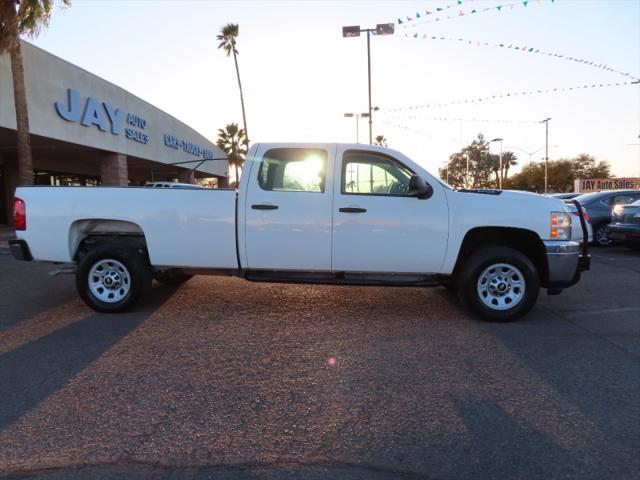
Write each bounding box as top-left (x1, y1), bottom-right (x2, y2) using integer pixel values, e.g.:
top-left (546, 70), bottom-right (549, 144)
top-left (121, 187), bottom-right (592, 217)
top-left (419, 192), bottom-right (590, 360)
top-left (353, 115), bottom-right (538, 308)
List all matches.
top-left (16, 187), bottom-right (238, 269)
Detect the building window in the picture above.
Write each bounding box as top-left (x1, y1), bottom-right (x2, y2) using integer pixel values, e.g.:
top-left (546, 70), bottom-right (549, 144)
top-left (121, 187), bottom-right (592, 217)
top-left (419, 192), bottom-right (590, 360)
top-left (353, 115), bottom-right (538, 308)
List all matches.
top-left (34, 170), bottom-right (100, 187)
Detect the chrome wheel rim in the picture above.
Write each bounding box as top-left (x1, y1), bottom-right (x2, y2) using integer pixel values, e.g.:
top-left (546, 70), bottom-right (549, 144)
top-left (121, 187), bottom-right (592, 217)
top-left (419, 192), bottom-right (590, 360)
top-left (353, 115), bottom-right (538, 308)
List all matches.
top-left (596, 226), bottom-right (611, 245)
top-left (88, 259), bottom-right (131, 303)
top-left (477, 263), bottom-right (526, 311)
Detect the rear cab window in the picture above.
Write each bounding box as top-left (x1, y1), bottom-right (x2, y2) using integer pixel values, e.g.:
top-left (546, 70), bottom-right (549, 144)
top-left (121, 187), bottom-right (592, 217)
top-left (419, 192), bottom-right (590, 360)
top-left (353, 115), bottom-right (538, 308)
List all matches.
top-left (258, 148), bottom-right (328, 193)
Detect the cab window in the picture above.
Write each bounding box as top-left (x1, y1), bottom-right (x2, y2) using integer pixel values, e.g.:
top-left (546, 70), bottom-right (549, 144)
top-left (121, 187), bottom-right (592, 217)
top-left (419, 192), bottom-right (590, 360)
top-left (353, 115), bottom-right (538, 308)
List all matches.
top-left (258, 148), bottom-right (327, 193)
top-left (342, 151), bottom-right (414, 196)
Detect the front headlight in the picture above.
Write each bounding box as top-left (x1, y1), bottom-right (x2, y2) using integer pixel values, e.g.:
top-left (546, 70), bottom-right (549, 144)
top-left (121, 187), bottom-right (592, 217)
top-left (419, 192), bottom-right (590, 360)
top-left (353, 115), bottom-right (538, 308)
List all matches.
top-left (550, 212), bottom-right (571, 240)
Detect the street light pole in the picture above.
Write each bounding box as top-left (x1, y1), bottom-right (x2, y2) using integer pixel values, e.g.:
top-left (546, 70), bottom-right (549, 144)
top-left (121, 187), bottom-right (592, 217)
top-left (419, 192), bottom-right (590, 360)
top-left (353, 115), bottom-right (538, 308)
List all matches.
top-left (540, 117), bottom-right (552, 193)
top-left (344, 112), bottom-right (369, 143)
top-left (366, 29), bottom-right (372, 144)
top-left (465, 152), bottom-right (469, 188)
top-left (499, 140), bottom-right (503, 190)
top-left (489, 137), bottom-right (504, 189)
top-left (342, 23), bottom-right (394, 145)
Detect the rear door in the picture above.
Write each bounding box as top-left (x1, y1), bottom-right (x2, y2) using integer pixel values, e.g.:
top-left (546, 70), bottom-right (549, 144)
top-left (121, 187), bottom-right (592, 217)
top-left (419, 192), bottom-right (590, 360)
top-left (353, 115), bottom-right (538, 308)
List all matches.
top-left (243, 144), bottom-right (336, 271)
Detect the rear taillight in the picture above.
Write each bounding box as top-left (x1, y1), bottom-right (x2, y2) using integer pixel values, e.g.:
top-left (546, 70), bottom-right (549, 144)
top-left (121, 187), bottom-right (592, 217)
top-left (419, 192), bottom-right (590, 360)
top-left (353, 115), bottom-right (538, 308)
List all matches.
top-left (12, 197), bottom-right (26, 231)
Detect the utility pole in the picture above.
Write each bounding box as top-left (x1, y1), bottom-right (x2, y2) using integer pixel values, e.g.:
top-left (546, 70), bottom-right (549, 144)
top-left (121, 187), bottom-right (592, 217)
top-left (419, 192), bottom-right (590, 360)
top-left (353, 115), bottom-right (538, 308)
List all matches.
top-left (540, 117), bottom-right (552, 193)
top-left (342, 23), bottom-right (394, 144)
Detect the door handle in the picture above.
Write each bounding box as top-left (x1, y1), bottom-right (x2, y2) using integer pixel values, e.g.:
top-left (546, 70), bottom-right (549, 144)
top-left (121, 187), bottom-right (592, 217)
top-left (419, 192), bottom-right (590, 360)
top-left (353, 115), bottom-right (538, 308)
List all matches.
top-left (252, 204), bottom-right (279, 210)
top-left (339, 207), bottom-right (367, 213)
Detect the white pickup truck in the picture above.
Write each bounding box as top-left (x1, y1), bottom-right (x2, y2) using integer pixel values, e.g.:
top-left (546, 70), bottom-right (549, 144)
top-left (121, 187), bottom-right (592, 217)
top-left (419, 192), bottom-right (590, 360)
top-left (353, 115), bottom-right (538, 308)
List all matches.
top-left (10, 143), bottom-right (590, 322)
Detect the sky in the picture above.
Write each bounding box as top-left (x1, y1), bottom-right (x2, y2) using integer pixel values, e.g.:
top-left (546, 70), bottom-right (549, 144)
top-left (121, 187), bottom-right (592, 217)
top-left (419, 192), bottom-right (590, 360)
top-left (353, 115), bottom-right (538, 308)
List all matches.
top-left (27, 0), bottom-right (640, 177)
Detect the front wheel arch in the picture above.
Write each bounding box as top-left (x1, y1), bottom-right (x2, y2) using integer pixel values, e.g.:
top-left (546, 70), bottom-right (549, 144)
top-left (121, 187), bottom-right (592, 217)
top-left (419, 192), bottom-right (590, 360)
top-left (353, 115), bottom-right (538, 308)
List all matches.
top-left (451, 227), bottom-right (548, 287)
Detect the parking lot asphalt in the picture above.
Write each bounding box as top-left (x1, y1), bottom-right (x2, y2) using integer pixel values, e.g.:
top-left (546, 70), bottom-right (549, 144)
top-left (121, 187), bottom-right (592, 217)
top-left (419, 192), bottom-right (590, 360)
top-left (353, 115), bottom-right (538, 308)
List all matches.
top-left (0, 247), bottom-right (638, 480)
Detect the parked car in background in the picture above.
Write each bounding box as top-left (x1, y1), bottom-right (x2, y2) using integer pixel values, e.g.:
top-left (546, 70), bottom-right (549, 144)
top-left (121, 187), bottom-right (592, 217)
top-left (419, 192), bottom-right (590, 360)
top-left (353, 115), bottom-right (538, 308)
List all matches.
top-left (145, 182), bottom-right (205, 189)
top-left (548, 193), bottom-right (581, 200)
top-left (573, 190), bottom-right (640, 246)
top-left (609, 199), bottom-right (640, 251)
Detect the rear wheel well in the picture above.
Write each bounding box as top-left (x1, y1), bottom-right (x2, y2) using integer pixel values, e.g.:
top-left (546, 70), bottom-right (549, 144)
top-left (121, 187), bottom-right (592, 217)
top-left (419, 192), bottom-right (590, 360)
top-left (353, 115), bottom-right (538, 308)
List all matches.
top-left (453, 227), bottom-right (549, 287)
top-left (70, 219), bottom-right (147, 262)
top-left (74, 234), bottom-right (148, 264)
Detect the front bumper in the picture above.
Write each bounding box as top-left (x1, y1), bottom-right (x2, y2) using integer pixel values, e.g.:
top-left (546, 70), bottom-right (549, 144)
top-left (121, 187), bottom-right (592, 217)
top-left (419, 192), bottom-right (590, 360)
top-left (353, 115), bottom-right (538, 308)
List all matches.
top-left (544, 240), bottom-right (590, 288)
top-left (9, 239), bottom-right (33, 261)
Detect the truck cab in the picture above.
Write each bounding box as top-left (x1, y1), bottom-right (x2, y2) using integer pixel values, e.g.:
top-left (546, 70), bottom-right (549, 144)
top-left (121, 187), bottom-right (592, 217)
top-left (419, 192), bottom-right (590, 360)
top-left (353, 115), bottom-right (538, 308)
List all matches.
top-left (239, 143), bottom-right (448, 275)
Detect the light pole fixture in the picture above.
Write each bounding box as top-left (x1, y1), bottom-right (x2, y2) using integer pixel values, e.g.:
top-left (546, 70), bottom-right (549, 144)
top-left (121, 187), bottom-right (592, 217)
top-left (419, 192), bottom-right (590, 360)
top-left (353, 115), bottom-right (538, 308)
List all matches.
top-left (507, 145), bottom-right (558, 165)
top-left (344, 112), bottom-right (369, 143)
top-left (488, 137), bottom-right (504, 189)
top-left (342, 22), bottom-right (395, 144)
top-left (540, 117), bottom-right (552, 193)
top-left (506, 145), bottom-right (558, 165)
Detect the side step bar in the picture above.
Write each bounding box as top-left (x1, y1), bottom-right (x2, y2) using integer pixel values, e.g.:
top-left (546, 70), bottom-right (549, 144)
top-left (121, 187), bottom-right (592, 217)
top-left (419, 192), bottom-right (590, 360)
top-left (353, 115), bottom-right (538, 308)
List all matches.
top-left (244, 270), bottom-right (439, 287)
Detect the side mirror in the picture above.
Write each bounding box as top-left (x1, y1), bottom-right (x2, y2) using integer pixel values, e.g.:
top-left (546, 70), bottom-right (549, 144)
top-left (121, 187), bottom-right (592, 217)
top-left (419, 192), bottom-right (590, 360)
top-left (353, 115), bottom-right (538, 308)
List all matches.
top-left (408, 174), bottom-right (433, 199)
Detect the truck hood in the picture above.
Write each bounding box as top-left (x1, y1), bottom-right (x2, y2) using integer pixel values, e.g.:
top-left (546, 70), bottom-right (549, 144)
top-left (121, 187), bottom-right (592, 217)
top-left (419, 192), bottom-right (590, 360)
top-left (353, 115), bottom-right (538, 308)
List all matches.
top-left (444, 188), bottom-right (582, 244)
top-left (453, 189), bottom-right (569, 212)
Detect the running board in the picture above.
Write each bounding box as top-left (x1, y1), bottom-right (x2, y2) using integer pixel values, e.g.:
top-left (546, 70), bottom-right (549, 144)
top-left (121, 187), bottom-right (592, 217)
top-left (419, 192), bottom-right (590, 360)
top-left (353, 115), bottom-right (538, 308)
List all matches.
top-left (244, 270), bottom-right (439, 287)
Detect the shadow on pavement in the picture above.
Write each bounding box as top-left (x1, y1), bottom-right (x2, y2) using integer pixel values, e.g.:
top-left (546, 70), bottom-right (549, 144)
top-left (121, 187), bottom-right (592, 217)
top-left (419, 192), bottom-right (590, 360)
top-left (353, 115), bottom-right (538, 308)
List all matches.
top-left (476, 318), bottom-right (640, 478)
top-left (0, 256), bottom-right (76, 331)
top-left (0, 284), bottom-right (178, 432)
top-left (452, 395), bottom-right (574, 479)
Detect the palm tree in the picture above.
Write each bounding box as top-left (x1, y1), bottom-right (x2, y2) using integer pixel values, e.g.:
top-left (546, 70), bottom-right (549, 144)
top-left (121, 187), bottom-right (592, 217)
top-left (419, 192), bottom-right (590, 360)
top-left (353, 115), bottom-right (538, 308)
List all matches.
top-left (489, 151), bottom-right (518, 187)
top-left (501, 151), bottom-right (518, 180)
top-left (216, 123), bottom-right (248, 187)
top-left (0, 0), bottom-right (70, 186)
top-left (373, 135), bottom-right (388, 147)
top-left (217, 23), bottom-right (249, 144)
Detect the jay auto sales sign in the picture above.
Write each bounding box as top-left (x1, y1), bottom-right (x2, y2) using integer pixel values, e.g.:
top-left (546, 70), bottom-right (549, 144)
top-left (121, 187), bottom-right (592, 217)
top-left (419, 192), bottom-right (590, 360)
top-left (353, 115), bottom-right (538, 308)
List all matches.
top-left (575, 178), bottom-right (640, 193)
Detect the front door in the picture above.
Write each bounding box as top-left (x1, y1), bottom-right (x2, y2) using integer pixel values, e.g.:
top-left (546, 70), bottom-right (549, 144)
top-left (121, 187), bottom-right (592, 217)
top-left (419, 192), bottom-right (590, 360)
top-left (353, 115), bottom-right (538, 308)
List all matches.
top-left (244, 145), bottom-right (336, 271)
top-left (331, 147), bottom-right (449, 273)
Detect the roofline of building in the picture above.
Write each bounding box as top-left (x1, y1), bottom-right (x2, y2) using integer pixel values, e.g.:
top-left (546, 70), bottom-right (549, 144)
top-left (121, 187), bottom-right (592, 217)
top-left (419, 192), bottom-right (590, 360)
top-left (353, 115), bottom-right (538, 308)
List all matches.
top-left (20, 40), bottom-right (225, 157)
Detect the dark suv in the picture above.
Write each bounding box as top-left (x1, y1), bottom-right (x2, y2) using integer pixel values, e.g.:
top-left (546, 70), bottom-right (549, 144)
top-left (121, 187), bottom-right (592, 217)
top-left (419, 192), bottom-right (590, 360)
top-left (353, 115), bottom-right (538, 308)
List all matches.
top-left (574, 190), bottom-right (640, 246)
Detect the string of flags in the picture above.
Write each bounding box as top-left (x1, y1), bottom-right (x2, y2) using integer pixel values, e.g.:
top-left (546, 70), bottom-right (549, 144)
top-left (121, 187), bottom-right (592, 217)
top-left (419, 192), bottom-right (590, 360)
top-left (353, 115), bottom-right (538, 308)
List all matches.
top-left (398, 0), bottom-right (469, 24)
top-left (381, 80), bottom-right (636, 113)
top-left (385, 115), bottom-right (539, 125)
top-left (398, 0), bottom-right (552, 27)
top-left (402, 32), bottom-right (639, 81)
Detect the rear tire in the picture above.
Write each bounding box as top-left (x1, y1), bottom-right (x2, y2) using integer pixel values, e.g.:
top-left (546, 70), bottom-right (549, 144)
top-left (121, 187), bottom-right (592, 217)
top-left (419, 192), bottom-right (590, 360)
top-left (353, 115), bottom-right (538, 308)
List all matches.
top-left (457, 246), bottom-right (539, 322)
top-left (76, 242), bottom-right (152, 313)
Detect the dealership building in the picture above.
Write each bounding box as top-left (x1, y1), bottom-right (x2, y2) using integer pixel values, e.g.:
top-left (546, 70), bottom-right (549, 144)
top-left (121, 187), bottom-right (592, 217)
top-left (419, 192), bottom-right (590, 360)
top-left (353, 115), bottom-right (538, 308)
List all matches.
top-left (0, 41), bottom-right (228, 225)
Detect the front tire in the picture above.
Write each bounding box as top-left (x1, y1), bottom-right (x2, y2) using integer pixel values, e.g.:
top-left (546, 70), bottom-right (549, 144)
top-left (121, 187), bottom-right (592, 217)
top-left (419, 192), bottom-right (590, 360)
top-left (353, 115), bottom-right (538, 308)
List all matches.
top-left (76, 242), bottom-right (152, 313)
top-left (457, 246), bottom-right (540, 322)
